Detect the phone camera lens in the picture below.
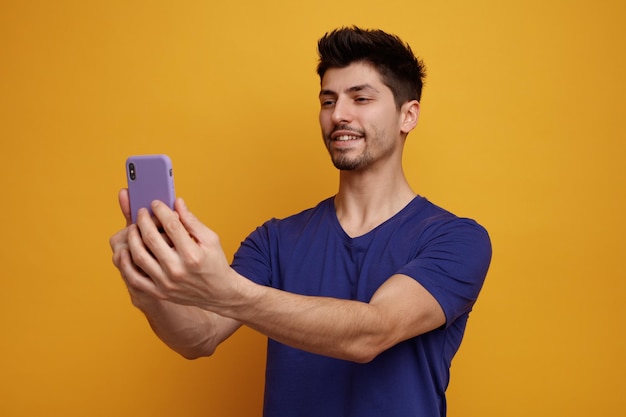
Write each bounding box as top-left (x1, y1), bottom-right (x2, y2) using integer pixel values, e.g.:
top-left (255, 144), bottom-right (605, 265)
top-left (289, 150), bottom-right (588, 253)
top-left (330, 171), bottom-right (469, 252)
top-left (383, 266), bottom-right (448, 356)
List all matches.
top-left (129, 163), bottom-right (136, 181)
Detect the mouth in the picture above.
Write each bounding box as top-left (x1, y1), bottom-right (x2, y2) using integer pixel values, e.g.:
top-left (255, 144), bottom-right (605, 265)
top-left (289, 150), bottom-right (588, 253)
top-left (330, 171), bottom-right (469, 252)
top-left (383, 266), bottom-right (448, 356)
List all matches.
top-left (333, 134), bottom-right (362, 142)
top-left (330, 126), bottom-right (364, 142)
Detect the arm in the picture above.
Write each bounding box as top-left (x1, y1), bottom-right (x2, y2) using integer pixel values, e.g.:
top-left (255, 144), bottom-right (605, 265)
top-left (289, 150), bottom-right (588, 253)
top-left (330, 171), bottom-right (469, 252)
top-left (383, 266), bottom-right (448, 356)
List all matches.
top-left (110, 189), bottom-right (241, 359)
top-left (130, 198), bottom-right (445, 363)
top-left (226, 273), bottom-right (445, 363)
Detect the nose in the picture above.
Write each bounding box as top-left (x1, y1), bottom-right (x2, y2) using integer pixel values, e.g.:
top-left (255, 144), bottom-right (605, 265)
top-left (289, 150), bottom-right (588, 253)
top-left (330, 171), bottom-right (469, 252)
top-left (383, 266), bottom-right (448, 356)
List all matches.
top-left (331, 97), bottom-right (352, 124)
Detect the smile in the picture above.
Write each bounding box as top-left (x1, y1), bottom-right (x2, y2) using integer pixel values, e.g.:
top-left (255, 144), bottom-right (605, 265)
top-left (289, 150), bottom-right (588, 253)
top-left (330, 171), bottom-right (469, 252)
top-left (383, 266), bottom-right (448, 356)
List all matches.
top-left (334, 135), bottom-right (361, 141)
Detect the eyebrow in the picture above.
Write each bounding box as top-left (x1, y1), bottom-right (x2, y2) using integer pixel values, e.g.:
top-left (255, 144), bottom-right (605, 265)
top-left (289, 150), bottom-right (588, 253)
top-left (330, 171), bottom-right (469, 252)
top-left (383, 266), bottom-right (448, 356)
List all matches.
top-left (319, 83), bottom-right (380, 97)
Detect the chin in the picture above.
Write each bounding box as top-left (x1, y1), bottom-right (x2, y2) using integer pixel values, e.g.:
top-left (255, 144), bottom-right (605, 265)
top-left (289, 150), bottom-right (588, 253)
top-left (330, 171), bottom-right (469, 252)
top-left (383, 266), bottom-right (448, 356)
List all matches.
top-left (332, 157), bottom-right (370, 171)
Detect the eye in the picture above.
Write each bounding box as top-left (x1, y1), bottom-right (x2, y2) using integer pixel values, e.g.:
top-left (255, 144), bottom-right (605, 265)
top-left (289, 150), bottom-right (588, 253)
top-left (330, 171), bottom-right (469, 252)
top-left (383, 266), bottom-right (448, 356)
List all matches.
top-left (320, 98), bottom-right (336, 108)
top-left (355, 96), bottom-right (372, 104)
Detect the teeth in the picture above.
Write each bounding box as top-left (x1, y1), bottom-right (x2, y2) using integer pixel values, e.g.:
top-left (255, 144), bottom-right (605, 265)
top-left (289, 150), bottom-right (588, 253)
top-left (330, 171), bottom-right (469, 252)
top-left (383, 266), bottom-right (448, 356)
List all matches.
top-left (336, 135), bottom-right (360, 141)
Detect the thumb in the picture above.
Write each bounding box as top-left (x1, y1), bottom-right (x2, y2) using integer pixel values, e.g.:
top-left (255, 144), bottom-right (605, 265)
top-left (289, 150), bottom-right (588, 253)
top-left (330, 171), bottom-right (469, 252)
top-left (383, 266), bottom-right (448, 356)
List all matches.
top-left (118, 188), bottom-right (132, 227)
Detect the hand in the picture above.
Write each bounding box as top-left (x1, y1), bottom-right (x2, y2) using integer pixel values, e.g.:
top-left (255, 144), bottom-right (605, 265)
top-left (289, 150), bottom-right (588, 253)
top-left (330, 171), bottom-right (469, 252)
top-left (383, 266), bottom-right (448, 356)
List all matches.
top-left (126, 198), bottom-right (239, 311)
top-left (110, 189), bottom-right (160, 310)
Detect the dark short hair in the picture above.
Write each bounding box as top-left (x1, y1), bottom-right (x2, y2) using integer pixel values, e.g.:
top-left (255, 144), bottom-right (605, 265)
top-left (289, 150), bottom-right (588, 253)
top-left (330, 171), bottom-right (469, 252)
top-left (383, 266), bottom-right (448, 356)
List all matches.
top-left (317, 26), bottom-right (426, 108)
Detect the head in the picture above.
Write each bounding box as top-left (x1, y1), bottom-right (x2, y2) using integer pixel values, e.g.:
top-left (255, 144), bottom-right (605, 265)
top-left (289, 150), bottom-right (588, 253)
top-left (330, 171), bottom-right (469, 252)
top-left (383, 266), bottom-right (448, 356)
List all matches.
top-left (316, 27), bottom-right (424, 172)
top-left (317, 26), bottom-right (426, 109)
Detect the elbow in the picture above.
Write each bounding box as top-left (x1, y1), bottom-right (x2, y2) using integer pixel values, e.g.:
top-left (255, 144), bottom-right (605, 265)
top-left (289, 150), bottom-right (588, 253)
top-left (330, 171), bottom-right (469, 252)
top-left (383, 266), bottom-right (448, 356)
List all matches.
top-left (180, 353), bottom-right (206, 361)
top-left (350, 352), bottom-right (377, 364)
top-left (342, 342), bottom-right (386, 364)
top-left (179, 350), bottom-right (210, 361)
top-left (352, 346), bottom-right (384, 364)
top-left (178, 348), bottom-right (214, 360)
top-left (173, 341), bottom-right (218, 361)
top-left (341, 331), bottom-right (403, 363)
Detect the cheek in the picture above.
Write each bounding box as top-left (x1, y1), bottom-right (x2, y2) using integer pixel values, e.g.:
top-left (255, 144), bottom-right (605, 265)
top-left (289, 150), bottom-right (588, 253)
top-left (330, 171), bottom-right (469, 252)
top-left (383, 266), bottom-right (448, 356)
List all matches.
top-left (371, 110), bottom-right (402, 134)
top-left (319, 112), bottom-right (333, 134)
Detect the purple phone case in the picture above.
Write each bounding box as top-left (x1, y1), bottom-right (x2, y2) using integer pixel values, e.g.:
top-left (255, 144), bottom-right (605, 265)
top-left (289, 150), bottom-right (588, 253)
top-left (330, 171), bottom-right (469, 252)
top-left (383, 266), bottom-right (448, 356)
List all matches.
top-left (126, 154), bottom-right (176, 223)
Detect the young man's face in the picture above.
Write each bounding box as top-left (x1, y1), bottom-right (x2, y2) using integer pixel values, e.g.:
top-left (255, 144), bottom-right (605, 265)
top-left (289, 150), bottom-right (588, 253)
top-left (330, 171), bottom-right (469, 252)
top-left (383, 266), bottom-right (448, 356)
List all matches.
top-left (318, 62), bottom-right (408, 172)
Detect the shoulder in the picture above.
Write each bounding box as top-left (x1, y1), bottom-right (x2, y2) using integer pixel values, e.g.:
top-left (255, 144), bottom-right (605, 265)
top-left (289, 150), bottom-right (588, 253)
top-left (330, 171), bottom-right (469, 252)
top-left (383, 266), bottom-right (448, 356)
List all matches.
top-left (232, 197), bottom-right (336, 285)
top-left (239, 197), bottom-right (335, 248)
top-left (400, 196), bottom-right (490, 244)
top-left (392, 197), bottom-right (492, 277)
top-left (264, 197), bottom-right (335, 232)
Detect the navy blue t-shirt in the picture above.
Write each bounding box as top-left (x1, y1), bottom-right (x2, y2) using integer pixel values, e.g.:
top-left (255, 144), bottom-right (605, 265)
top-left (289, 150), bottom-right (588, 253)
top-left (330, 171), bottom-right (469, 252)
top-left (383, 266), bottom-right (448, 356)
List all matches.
top-left (232, 196), bottom-right (491, 417)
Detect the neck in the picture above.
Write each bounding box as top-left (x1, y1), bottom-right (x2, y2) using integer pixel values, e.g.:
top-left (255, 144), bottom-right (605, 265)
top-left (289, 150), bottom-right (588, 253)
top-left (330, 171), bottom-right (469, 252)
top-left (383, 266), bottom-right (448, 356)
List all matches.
top-left (334, 166), bottom-right (416, 238)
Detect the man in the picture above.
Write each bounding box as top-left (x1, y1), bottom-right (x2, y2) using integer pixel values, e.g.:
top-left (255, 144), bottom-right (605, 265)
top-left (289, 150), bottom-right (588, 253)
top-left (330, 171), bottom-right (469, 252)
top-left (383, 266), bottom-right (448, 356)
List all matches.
top-left (110, 27), bottom-right (492, 417)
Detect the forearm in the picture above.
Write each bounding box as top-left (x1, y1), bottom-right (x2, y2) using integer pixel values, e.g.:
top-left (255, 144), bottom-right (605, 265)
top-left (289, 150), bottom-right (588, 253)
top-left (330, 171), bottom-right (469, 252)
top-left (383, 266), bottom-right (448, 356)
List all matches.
top-left (134, 296), bottom-right (240, 360)
top-left (217, 276), bottom-right (392, 363)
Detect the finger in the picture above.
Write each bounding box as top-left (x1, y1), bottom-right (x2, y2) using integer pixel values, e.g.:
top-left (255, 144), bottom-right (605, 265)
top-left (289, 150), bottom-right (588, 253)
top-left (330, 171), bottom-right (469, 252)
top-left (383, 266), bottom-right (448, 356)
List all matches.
top-left (117, 246), bottom-right (148, 284)
top-left (118, 246), bottom-right (164, 299)
top-left (128, 220), bottom-right (172, 285)
top-left (118, 188), bottom-right (132, 227)
top-left (160, 230), bottom-right (174, 247)
top-left (150, 213), bottom-right (175, 247)
top-left (109, 227), bottom-right (128, 256)
top-left (136, 205), bottom-right (177, 256)
top-left (151, 199), bottom-right (197, 251)
top-left (173, 198), bottom-right (215, 246)
top-left (149, 212), bottom-right (173, 244)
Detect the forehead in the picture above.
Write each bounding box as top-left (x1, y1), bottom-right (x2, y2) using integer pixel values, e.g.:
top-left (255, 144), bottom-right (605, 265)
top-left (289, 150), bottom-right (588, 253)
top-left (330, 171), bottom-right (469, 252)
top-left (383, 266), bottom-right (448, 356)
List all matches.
top-left (320, 62), bottom-right (388, 93)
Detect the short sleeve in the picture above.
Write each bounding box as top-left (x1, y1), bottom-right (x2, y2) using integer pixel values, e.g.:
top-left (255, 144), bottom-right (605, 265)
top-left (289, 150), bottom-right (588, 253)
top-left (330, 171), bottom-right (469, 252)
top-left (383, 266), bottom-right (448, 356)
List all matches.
top-left (396, 218), bottom-right (492, 327)
top-left (231, 220), bottom-right (275, 287)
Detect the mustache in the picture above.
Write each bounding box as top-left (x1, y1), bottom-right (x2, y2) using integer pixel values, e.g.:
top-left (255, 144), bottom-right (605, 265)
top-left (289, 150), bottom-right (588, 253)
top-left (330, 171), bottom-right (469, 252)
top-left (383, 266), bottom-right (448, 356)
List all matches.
top-left (330, 124), bottom-right (365, 136)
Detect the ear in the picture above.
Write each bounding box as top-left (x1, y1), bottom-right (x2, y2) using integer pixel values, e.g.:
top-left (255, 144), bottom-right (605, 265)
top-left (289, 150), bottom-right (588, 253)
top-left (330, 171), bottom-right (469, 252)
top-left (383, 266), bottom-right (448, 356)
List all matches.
top-left (400, 100), bottom-right (420, 134)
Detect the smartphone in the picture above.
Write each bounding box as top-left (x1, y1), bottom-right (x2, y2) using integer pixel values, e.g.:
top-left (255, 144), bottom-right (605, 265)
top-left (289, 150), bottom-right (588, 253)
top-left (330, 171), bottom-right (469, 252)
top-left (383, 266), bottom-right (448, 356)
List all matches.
top-left (125, 154), bottom-right (176, 223)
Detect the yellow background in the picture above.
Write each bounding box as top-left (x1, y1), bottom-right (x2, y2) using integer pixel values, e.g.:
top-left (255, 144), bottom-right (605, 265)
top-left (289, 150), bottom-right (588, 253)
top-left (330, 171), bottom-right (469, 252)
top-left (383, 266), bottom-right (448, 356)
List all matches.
top-left (1, 1), bottom-right (624, 416)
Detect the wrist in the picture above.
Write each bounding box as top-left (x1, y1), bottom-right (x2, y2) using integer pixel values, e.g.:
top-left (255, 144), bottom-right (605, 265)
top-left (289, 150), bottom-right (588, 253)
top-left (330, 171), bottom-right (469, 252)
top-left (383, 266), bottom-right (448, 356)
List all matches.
top-left (214, 269), bottom-right (261, 321)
